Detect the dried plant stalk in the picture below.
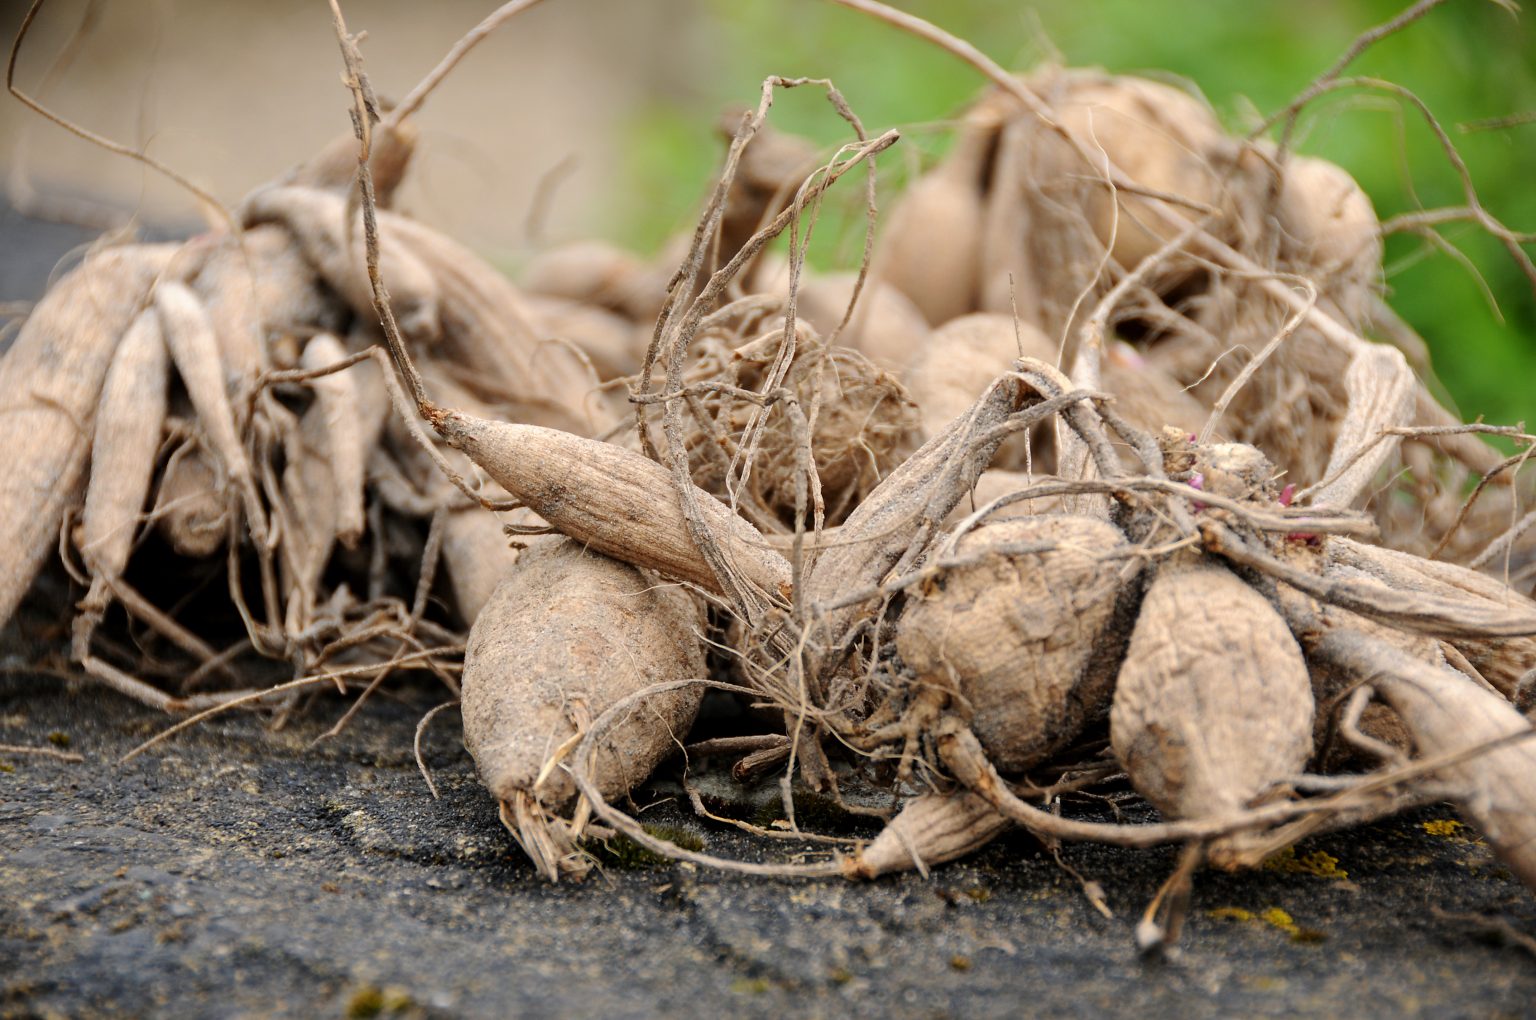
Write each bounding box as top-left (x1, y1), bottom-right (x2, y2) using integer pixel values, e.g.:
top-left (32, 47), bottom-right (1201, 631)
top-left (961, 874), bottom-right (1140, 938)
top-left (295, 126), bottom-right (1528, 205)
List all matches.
top-left (1328, 537), bottom-right (1536, 698)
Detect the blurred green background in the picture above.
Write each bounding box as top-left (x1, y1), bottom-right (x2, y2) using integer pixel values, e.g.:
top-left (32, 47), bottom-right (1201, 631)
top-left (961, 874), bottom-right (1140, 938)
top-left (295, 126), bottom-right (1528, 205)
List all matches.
top-left (615, 0), bottom-right (1536, 431)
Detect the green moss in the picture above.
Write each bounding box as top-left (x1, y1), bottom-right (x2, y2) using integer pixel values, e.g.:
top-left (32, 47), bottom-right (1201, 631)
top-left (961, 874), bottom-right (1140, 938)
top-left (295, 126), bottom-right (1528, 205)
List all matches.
top-left (731, 978), bottom-right (771, 995)
top-left (748, 791), bottom-right (853, 834)
top-left (1208, 907), bottom-right (1256, 922)
top-left (345, 986), bottom-right (385, 1019)
top-left (46, 731), bottom-right (70, 749)
top-left (646, 824), bottom-right (705, 853)
top-left (586, 824), bottom-right (705, 870)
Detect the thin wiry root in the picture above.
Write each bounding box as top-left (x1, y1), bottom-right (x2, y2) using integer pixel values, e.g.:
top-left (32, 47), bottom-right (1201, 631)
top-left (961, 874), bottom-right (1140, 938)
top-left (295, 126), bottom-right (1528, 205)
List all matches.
top-left (118, 646), bottom-right (462, 762)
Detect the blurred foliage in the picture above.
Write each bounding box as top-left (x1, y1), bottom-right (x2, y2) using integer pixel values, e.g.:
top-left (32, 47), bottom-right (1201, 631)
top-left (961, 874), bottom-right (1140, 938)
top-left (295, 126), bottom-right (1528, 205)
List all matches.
top-left (613, 0), bottom-right (1536, 427)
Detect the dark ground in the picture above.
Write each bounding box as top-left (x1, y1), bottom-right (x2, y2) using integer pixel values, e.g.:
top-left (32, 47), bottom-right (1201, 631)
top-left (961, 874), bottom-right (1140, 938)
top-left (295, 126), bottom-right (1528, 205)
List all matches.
top-left (3, 672), bottom-right (1536, 1020)
top-left (4, 210), bottom-right (1536, 1020)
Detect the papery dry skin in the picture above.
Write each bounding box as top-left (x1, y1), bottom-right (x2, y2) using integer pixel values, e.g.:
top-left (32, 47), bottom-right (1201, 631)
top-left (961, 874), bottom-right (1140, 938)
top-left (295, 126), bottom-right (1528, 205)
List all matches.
top-left (1052, 72), bottom-right (1228, 272)
top-left (241, 186), bottom-right (441, 345)
top-left (0, 243), bottom-right (175, 628)
top-left (1311, 628), bottom-right (1536, 892)
top-left (461, 537), bottom-right (706, 880)
top-left (988, 68), bottom-right (1227, 339)
top-left (1110, 559), bottom-right (1314, 862)
top-left (79, 307), bottom-right (170, 585)
top-left (384, 214), bottom-right (609, 435)
top-left (897, 515), bottom-right (1131, 772)
top-left (522, 237), bottom-right (675, 325)
top-left (873, 97), bottom-right (1006, 327)
top-left (977, 114), bottom-right (1038, 319)
top-left (154, 440), bottom-right (228, 559)
top-left (905, 313), bottom-right (1055, 467)
top-left (523, 240), bottom-right (645, 310)
top-left (154, 280), bottom-right (267, 544)
top-left (437, 411), bottom-right (792, 603)
top-left (190, 225), bottom-right (341, 386)
top-left (1327, 537), bottom-right (1536, 699)
top-left (1307, 342), bottom-right (1415, 510)
top-left (844, 790), bottom-right (1011, 879)
top-left (299, 333), bottom-right (367, 547)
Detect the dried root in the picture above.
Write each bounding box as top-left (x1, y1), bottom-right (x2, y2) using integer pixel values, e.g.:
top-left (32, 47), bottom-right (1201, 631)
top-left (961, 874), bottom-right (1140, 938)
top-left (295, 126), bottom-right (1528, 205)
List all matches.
top-left (7, 0), bottom-right (1536, 959)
